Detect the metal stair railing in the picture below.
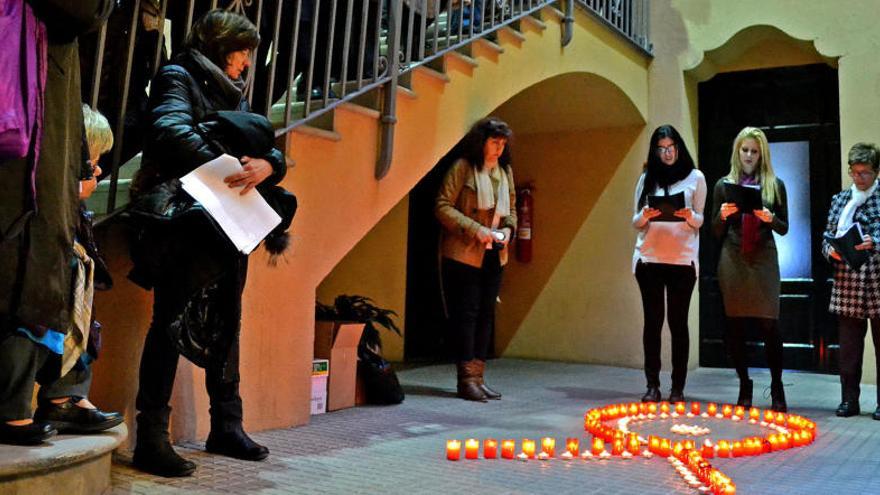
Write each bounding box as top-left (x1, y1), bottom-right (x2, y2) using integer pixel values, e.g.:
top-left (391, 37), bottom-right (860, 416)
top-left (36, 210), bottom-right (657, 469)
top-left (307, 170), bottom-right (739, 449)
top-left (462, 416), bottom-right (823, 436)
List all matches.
top-left (81, 0), bottom-right (651, 216)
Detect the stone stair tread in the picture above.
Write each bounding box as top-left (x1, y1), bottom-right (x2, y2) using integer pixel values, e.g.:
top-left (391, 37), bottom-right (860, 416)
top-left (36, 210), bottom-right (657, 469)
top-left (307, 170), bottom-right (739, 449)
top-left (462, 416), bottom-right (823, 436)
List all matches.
top-left (0, 424), bottom-right (127, 480)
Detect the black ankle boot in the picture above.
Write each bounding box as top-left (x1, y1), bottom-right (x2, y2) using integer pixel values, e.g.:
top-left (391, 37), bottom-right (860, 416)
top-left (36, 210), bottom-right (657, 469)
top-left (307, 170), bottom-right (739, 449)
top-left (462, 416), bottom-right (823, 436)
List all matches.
top-left (133, 439), bottom-right (197, 477)
top-left (668, 389), bottom-right (685, 403)
top-left (770, 381), bottom-right (787, 412)
top-left (641, 386), bottom-right (661, 403)
top-left (836, 401), bottom-right (860, 417)
top-left (206, 425), bottom-right (269, 461)
top-left (737, 379), bottom-right (753, 408)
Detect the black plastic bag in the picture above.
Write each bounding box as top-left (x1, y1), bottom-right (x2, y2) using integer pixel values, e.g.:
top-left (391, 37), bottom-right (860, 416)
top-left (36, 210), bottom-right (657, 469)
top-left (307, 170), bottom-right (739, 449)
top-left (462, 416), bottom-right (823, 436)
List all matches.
top-left (358, 347), bottom-right (404, 405)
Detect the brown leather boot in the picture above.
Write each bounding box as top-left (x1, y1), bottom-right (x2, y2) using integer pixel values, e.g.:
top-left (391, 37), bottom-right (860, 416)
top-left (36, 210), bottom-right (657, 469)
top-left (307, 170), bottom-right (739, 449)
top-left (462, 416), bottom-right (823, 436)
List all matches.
top-left (475, 360), bottom-right (501, 400)
top-left (457, 361), bottom-right (488, 402)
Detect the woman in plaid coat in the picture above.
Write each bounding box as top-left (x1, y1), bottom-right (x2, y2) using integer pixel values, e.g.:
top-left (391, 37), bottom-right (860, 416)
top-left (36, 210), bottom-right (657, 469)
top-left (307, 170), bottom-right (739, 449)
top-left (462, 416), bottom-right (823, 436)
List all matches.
top-left (822, 142), bottom-right (880, 419)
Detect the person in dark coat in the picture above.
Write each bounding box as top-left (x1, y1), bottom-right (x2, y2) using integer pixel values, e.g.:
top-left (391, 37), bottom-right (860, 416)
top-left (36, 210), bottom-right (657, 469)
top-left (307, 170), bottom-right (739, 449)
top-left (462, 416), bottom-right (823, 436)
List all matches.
top-left (0, 0), bottom-right (115, 446)
top-left (822, 143), bottom-right (880, 419)
top-left (712, 126), bottom-right (789, 412)
top-left (129, 9), bottom-right (287, 478)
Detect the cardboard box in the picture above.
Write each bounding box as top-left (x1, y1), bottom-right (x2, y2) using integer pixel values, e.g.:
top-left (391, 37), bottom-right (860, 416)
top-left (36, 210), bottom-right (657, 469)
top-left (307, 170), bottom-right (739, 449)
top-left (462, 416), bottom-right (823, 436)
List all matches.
top-left (311, 359), bottom-right (329, 415)
top-left (314, 321), bottom-right (364, 411)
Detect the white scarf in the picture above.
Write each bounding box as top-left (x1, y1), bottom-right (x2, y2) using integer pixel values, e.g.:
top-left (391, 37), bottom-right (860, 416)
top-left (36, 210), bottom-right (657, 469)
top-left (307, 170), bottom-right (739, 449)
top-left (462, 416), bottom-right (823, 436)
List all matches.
top-left (474, 164), bottom-right (510, 229)
top-left (837, 179), bottom-right (879, 236)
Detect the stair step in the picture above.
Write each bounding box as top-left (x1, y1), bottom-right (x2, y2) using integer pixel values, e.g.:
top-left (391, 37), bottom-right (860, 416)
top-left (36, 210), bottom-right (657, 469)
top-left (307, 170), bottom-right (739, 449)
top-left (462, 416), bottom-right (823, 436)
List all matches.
top-left (0, 424), bottom-right (127, 495)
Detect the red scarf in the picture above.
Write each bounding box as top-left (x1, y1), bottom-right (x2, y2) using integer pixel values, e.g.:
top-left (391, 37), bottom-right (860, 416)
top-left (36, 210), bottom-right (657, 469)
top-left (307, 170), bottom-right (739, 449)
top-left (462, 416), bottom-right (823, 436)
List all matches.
top-left (740, 176), bottom-right (760, 257)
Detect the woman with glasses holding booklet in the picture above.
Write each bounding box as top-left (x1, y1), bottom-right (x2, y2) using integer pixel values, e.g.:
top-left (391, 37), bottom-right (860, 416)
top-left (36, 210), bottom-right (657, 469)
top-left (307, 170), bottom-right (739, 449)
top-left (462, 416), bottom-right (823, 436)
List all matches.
top-left (712, 127), bottom-right (789, 412)
top-left (822, 143), bottom-right (880, 419)
top-left (632, 125), bottom-right (706, 404)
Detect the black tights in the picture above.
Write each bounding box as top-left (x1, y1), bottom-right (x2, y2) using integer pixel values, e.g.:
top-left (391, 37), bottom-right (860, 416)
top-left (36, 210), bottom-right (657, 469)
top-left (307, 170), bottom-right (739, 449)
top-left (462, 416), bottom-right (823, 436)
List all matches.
top-left (635, 262), bottom-right (696, 391)
top-left (725, 317), bottom-right (783, 384)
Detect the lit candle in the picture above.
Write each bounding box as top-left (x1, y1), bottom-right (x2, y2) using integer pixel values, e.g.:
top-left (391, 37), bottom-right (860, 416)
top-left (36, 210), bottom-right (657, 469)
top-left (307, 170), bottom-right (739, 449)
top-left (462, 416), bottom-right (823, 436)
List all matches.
top-left (775, 412), bottom-right (786, 425)
top-left (707, 403), bottom-right (718, 416)
top-left (722, 404), bottom-right (733, 418)
top-left (591, 437), bottom-right (606, 455)
top-left (649, 436), bottom-right (660, 453)
top-left (749, 407), bottom-right (760, 421)
top-left (672, 442), bottom-right (685, 459)
top-left (566, 437), bottom-right (580, 456)
top-left (733, 405), bottom-right (745, 418)
top-left (764, 410), bottom-right (775, 423)
top-left (660, 402), bottom-right (671, 414)
top-left (717, 440), bottom-right (731, 458)
top-left (660, 438), bottom-right (671, 457)
top-left (484, 439), bottom-right (498, 459)
top-left (541, 437), bottom-right (556, 457)
top-left (446, 440), bottom-right (461, 461)
top-left (701, 439), bottom-right (714, 458)
top-left (648, 403), bottom-right (658, 415)
top-left (612, 438), bottom-right (625, 456)
top-left (675, 402), bottom-right (687, 415)
top-left (501, 439), bottom-right (515, 459)
top-left (465, 439), bottom-right (480, 459)
top-left (628, 403), bottom-right (639, 416)
top-left (522, 439), bottom-right (536, 459)
top-left (627, 433), bottom-right (640, 455)
top-left (690, 402), bottom-right (701, 415)
top-left (778, 434), bottom-right (791, 450)
top-left (731, 441), bottom-right (744, 457)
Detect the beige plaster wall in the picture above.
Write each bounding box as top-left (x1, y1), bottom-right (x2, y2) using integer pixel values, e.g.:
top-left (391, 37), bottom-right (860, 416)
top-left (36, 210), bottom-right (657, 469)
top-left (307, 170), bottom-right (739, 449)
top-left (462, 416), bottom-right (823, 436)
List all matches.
top-left (316, 198), bottom-right (409, 362)
top-left (497, 127), bottom-right (660, 370)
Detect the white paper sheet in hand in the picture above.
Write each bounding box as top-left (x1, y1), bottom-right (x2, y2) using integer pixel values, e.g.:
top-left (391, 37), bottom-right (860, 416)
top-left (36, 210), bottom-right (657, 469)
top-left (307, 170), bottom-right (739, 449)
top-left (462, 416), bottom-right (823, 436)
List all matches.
top-left (180, 154), bottom-right (281, 255)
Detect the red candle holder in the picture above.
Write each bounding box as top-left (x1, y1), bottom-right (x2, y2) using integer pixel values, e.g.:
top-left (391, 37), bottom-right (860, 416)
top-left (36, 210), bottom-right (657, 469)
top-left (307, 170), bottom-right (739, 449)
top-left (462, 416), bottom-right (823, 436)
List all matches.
top-left (565, 437), bottom-right (580, 456)
top-left (446, 440), bottom-right (461, 461)
top-left (501, 439), bottom-right (515, 459)
top-left (484, 439), bottom-right (498, 459)
top-left (522, 439), bottom-right (536, 459)
top-left (541, 437), bottom-right (556, 457)
top-left (465, 439), bottom-right (480, 459)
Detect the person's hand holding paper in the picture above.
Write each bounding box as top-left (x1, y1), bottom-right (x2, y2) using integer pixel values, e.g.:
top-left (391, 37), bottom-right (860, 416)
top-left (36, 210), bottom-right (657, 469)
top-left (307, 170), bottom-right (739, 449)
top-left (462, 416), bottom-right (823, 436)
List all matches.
top-left (223, 155), bottom-right (273, 195)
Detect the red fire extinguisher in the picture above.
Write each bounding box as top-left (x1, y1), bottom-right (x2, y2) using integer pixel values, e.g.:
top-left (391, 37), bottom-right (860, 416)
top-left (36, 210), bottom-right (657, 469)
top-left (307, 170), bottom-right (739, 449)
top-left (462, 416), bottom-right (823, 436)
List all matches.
top-left (516, 184), bottom-right (533, 263)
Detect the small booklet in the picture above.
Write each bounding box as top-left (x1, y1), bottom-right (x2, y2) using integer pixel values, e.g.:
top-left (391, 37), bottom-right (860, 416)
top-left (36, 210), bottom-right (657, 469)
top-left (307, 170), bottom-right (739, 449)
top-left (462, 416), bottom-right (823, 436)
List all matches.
top-left (723, 182), bottom-right (763, 212)
top-left (180, 154), bottom-right (282, 255)
top-left (647, 192), bottom-right (686, 222)
top-left (824, 223), bottom-right (870, 271)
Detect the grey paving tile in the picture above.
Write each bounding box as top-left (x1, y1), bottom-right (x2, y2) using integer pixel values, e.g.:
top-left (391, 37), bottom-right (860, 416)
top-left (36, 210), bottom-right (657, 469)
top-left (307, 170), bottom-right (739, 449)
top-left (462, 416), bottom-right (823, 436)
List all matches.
top-left (112, 359), bottom-right (879, 494)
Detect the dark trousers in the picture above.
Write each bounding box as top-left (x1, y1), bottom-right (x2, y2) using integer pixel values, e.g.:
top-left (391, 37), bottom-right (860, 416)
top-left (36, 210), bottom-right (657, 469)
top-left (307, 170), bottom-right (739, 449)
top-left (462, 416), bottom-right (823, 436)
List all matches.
top-left (838, 316), bottom-right (880, 404)
top-left (443, 250), bottom-right (503, 362)
top-left (725, 317), bottom-right (784, 384)
top-left (635, 261), bottom-right (696, 390)
top-left (135, 284), bottom-right (243, 442)
top-left (0, 332), bottom-right (92, 421)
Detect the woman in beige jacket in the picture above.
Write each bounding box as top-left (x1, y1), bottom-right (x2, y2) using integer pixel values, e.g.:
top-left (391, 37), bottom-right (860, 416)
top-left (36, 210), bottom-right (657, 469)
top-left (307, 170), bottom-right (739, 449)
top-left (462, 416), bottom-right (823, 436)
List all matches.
top-left (435, 117), bottom-right (517, 402)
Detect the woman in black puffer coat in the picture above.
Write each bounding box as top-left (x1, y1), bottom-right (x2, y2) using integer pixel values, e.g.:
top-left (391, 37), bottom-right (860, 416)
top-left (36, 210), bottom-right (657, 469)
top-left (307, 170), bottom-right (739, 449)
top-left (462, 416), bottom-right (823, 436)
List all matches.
top-left (130, 10), bottom-right (286, 478)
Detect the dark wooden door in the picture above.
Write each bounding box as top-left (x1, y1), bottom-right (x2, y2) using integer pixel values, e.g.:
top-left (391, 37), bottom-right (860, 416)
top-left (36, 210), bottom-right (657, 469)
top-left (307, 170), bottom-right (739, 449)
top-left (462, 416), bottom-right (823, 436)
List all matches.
top-left (698, 64), bottom-right (842, 373)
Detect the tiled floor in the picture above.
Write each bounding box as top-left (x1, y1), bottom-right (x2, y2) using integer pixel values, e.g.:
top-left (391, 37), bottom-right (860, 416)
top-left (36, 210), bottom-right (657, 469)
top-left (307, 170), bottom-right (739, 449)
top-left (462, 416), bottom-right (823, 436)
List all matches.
top-left (110, 359), bottom-right (880, 494)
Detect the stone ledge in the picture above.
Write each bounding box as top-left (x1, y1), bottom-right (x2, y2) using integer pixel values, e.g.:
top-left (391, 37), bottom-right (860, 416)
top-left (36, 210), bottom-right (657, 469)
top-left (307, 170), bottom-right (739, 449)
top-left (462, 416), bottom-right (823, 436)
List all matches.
top-left (0, 424), bottom-right (126, 485)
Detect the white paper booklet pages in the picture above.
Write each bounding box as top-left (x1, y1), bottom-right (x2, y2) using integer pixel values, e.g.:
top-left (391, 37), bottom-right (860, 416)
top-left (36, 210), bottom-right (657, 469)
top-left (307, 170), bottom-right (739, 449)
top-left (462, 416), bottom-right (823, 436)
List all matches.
top-left (180, 154), bottom-right (281, 254)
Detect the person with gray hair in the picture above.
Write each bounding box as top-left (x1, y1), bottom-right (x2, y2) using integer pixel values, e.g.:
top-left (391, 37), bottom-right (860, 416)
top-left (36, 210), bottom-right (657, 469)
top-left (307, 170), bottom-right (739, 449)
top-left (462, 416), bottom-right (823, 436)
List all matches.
top-left (823, 142), bottom-right (880, 419)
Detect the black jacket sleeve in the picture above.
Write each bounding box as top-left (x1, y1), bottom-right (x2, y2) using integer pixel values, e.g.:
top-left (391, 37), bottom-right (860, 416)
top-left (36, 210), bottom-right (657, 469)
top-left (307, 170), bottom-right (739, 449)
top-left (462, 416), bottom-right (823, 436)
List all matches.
top-left (146, 65), bottom-right (220, 178)
top-left (28, 0), bottom-right (114, 42)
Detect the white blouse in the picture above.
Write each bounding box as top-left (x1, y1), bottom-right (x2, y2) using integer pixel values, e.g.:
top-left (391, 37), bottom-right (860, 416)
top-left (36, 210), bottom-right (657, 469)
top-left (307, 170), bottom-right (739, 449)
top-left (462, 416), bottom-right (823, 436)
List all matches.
top-left (631, 168), bottom-right (707, 273)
